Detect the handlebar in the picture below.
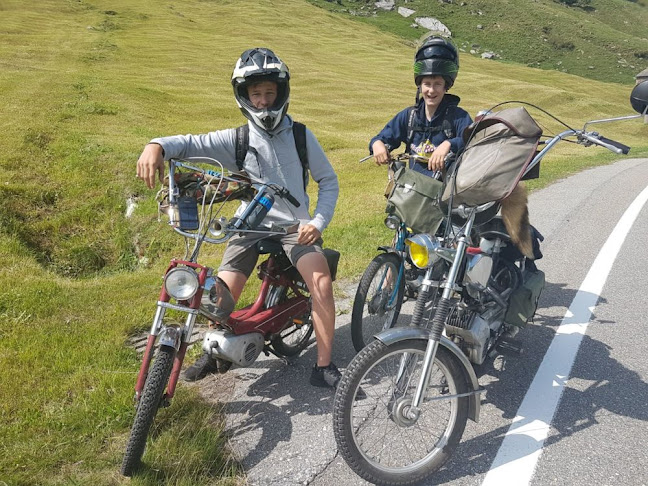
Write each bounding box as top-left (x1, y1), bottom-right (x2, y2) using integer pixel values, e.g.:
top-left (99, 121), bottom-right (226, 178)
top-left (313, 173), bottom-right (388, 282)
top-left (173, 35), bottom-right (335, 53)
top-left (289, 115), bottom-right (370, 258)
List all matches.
top-left (360, 152), bottom-right (445, 181)
top-left (524, 124), bottom-right (633, 178)
top-left (359, 153), bottom-right (430, 164)
top-left (580, 133), bottom-right (630, 155)
top-left (164, 158), bottom-right (300, 244)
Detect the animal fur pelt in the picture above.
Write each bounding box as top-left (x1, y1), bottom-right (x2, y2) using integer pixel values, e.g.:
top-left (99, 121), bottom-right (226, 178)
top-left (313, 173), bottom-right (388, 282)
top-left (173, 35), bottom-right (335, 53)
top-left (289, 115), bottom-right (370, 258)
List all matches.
top-left (500, 182), bottom-right (534, 259)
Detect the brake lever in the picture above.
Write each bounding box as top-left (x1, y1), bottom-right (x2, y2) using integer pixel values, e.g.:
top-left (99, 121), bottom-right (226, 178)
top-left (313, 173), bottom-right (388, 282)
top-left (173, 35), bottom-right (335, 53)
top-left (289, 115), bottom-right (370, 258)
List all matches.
top-left (273, 185), bottom-right (301, 207)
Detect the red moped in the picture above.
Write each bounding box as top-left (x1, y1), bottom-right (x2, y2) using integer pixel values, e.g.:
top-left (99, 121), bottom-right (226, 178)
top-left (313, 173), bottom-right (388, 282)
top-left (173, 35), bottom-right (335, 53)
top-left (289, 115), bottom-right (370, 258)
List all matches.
top-left (121, 157), bottom-right (339, 476)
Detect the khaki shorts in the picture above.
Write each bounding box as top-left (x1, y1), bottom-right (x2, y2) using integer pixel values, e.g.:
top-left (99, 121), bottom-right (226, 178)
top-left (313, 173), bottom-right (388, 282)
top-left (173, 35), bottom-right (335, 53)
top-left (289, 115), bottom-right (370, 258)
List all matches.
top-left (218, 231), bottom-right (325, 278)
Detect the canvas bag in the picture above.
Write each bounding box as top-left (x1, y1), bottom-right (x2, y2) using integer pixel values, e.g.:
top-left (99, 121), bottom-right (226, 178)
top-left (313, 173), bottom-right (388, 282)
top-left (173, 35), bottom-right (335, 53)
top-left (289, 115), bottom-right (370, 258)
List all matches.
top-left (385, 167), bottom-right (444, 234)
top-left (504, 269), bottom-right (545, 328)
top-left (442, 107), bottom-right (542, 207)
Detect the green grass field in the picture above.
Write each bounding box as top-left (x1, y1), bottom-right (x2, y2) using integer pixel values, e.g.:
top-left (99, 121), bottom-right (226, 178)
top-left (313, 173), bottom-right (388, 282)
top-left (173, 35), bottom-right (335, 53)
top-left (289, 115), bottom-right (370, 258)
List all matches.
top-left (307, 0), bottom-right (648, 85)
top-left (1, 0), bottom-right (647, 484)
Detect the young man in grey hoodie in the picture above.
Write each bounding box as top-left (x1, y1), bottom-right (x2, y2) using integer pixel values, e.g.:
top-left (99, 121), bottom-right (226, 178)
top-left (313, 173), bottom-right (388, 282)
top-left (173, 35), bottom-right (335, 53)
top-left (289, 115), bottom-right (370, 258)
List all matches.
top-left (136, 47), bottom-right (341, 388)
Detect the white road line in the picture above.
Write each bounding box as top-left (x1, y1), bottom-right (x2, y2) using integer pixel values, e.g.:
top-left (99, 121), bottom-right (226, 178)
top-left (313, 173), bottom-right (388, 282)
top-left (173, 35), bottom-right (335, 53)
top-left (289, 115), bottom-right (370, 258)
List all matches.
top-left (482, 183), bottom-right (648, 486)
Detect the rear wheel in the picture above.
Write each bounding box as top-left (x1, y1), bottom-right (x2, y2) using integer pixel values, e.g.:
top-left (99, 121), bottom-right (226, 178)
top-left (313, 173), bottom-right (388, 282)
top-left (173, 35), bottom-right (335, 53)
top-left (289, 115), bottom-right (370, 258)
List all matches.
top-left (333, 339), bottom-right (470, 486)
top-left (351, 253), bottom-right (405, 352)
top-left (269, 285), bottom-right (314, 356)
top-left (121, 345), bottom-right (175, 477)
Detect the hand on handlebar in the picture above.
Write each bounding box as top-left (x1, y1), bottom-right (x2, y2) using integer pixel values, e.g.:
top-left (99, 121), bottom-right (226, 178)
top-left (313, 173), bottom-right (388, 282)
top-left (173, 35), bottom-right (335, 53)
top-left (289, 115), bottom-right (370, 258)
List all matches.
top-left (371, 140), bottom-right (391, 166)
top-left (426, 140), bottom-right (451, 172)
top-left (137, 143), bottom-right (165, 189)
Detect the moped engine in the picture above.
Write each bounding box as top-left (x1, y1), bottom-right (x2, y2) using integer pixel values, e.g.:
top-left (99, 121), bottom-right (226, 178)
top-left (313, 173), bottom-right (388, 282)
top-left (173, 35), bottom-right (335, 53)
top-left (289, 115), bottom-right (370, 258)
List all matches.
top-left (202, 328), bottom-right (264, 367)
top-left (445, 303), bottom-right (502, 365)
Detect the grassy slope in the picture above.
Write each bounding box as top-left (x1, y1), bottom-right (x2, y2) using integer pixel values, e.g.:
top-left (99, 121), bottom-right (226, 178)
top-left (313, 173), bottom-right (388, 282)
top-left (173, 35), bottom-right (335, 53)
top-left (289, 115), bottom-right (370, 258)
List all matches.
top-left (0, 0), bottom-right (646, 484)
top-left (306, 0), bottom-right (648, 85)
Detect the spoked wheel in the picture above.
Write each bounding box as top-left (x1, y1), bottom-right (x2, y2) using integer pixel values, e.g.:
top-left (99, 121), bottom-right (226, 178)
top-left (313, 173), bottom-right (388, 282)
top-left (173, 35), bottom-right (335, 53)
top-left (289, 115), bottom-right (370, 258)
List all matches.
top-left (333, 339), bottom-right (470, 486)
top-left (268, 285), bottom-right (314, 357)
top-left (121, 345), bottom-right (175, 477)
top-left (351, 253), bottom-right (405, 352)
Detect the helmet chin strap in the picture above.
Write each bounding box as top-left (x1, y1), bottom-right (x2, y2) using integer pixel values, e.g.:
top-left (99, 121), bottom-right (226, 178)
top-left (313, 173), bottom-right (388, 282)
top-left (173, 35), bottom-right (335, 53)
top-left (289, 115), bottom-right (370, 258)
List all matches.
top-left (415, 85), bottom-right (421, 105)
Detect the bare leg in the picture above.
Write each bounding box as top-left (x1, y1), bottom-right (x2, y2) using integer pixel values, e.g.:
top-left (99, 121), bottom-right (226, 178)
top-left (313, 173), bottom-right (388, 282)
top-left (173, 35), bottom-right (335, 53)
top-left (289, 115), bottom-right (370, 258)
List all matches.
top-left (296, 252), bottom-right (335, 367)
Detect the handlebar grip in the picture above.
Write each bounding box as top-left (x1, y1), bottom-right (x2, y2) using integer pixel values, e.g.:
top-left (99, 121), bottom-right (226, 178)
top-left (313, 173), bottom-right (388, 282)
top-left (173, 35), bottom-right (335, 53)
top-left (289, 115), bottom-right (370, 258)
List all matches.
top-left (283, 190), bottom-right (300, 208)
top-left (599, 136), bottom-right (631, 155)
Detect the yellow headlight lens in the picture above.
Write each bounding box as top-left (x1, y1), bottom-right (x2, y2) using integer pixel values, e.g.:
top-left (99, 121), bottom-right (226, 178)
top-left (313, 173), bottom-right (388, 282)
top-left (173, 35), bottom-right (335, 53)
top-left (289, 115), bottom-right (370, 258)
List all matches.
top-left (406, 240), bottom-right (429, 268)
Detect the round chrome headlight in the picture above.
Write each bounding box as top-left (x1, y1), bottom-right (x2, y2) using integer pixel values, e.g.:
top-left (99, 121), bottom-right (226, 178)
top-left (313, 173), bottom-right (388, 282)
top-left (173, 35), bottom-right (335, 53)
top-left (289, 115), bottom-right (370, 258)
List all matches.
top-left (384, 214), bottom-right (401, 230)
top-left (406, 233), bottom-right (441, 269)
top-left (164, 267), bottom-right (199, 301)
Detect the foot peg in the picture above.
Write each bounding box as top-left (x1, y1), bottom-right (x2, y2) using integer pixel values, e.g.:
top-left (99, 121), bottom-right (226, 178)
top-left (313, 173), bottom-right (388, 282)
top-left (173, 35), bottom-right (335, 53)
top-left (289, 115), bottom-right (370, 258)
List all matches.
top-left (497, 338), bottom-right (524, 355)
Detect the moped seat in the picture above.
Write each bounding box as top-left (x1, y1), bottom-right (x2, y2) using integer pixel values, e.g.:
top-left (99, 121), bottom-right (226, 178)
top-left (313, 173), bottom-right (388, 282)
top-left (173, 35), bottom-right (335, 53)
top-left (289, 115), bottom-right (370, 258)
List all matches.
top-left (257, 238), bottom-right (285, 255)
top-left (256, 239), bottom-right (341, 282)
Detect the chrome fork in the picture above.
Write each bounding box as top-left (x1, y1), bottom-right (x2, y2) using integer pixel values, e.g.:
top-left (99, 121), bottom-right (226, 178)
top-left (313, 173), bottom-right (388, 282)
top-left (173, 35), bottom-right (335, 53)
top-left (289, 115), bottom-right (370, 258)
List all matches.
top-left (404, 212), bottom-right (476, 419)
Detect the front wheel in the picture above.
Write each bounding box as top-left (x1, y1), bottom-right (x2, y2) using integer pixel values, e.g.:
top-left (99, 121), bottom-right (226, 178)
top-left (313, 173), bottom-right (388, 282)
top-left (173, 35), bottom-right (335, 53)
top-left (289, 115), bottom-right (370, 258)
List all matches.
top-left (351, 253), bottom-right (405, 352)
top-left (121, 345), bottom-right (175, 477)
top-left (333, 339), bottom-right (470, 486)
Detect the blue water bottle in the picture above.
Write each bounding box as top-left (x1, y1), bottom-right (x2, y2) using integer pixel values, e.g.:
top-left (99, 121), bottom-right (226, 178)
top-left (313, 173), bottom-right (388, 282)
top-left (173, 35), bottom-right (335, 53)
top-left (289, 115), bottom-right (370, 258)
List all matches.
top-left (244, 193), bottom-right (274, 229)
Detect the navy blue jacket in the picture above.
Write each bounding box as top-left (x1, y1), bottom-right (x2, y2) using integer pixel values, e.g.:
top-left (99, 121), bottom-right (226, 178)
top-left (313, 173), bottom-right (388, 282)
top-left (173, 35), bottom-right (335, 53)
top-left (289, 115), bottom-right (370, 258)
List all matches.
top-left (369, 94), bottom-right (472, 178)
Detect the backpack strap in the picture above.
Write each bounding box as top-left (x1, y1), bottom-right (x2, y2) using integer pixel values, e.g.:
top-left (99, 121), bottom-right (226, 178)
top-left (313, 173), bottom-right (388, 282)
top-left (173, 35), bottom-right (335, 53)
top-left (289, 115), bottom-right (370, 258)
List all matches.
top-left (292, 121), bottom-right (309, 188)
top-left (235, 121), bottom-right (310, 189)
top-left (405, 106), bottom-right (417, 154)
top-left (234, 124), bottom-right (249, 172)
top-left (442, 105), bottom-right (456, 139)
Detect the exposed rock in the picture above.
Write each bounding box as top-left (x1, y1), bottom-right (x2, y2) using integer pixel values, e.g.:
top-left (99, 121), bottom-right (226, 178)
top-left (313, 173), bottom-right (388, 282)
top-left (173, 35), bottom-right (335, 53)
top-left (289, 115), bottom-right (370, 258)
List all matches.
top-left (477, 24), bottom-right (483, 29)
top-left (414, 17), bottom-right (451, 35)
top-left (375, 0), bottom-right (395, 10)
top-left (398, 6), bottom-right (416, 17)
top-left (481, 52), bottom-right (496, 59)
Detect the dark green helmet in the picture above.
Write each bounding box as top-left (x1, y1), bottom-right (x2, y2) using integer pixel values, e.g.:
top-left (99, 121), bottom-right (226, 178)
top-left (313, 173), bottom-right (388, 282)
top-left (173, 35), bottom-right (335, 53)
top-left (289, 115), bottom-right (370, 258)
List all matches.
top-left (414, 35), bottom-right (459, 89)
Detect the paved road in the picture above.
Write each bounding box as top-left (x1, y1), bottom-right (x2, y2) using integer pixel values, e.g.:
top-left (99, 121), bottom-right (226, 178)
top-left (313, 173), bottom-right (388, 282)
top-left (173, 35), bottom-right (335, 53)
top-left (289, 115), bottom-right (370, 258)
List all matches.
top-left (194, 157), bottom-right (648, 486)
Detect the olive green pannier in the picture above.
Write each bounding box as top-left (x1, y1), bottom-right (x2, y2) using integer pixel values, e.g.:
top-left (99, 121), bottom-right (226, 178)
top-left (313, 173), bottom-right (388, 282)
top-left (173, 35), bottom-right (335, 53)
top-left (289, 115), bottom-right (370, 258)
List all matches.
top-left (504, 269), bottom-right (545, 328)
top-left (385, 166), bottom-right (444, 234)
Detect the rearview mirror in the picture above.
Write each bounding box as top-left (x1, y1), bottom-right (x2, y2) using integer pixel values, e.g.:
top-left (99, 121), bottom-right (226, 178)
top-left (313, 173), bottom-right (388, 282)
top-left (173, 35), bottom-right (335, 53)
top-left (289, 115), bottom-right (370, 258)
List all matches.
top-left (630, 80), bottom-right (648, 115)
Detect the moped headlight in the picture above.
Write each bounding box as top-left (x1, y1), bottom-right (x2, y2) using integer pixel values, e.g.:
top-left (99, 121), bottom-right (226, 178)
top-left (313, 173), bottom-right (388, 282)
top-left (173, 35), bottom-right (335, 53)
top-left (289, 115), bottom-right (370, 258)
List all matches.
top-left (406, 234), bottom-right (441, 269)
top-left (164, 267), bottom-right (199, 301)
top-left (384, 214), bottom-right (401, 230)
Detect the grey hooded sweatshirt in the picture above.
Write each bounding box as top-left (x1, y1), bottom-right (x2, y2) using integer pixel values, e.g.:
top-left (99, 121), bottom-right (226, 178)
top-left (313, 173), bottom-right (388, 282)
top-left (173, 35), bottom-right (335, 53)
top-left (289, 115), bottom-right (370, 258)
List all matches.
top-left (150, 115), bottom-right (339, 234)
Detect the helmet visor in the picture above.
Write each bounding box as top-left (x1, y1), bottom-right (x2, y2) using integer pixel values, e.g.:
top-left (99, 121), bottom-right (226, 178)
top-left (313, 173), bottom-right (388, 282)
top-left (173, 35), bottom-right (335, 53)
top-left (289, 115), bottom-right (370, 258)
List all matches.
top-left (414, 59), bottom-right (458, 79)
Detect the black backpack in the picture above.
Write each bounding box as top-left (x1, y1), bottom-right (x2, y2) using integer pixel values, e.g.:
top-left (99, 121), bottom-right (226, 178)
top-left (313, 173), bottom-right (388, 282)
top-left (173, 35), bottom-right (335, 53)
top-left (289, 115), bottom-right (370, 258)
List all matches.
top-left (235, 122), bottom-right (309, 189)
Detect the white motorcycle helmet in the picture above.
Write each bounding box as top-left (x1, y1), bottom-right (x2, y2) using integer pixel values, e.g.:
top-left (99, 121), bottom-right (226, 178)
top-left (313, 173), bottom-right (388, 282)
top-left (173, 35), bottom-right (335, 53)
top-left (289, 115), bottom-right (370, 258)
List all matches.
top-left (231, 47), bottom-right (290, 131)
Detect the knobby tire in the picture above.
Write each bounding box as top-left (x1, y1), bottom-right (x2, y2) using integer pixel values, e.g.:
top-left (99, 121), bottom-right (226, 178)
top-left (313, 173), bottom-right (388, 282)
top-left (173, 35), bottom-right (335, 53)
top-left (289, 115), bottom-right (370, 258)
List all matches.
top-left (121, 345), bottom-right (176, 476)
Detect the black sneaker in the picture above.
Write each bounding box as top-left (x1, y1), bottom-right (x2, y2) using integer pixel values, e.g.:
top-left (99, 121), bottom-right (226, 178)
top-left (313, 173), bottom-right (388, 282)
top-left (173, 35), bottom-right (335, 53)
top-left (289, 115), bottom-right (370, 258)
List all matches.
top-left (182, 352), bottom-right (219, 382)
top-left (310, 362), bottom-right (343, 388)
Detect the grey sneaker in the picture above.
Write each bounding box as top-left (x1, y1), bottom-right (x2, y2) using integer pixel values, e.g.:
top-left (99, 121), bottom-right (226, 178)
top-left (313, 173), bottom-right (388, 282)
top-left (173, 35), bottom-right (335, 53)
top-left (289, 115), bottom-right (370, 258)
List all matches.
top-left (182, 352), bottom-right (219, 382)
top-left (310, 362), bottom-right (343, 388)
